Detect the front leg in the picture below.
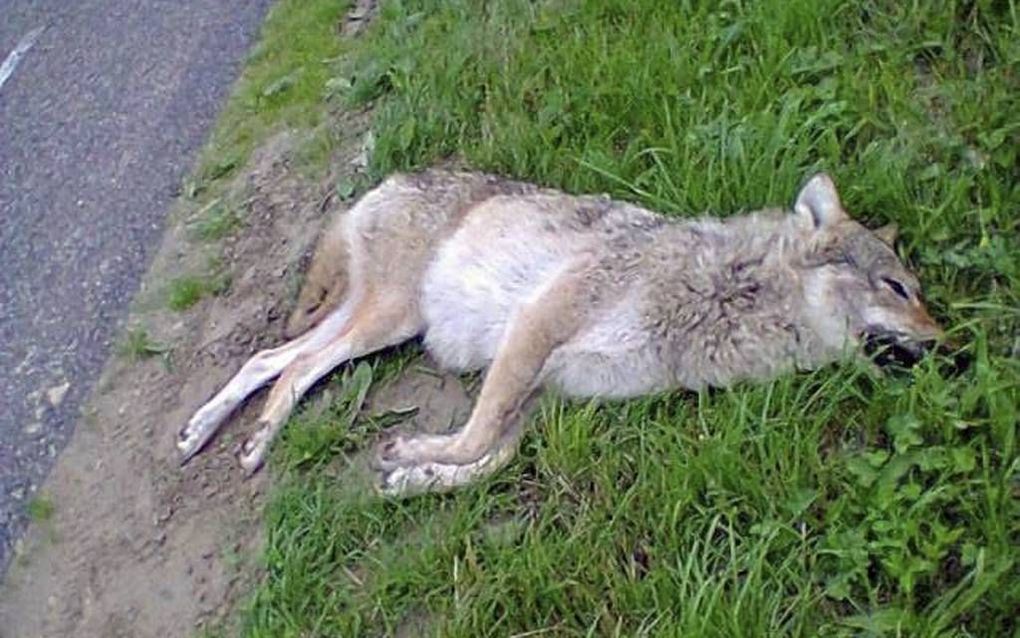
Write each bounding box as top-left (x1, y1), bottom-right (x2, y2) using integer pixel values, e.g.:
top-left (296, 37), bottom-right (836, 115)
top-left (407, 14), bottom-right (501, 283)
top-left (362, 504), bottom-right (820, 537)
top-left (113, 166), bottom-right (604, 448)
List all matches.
top-left (376, 264), bottom-right (592, 474)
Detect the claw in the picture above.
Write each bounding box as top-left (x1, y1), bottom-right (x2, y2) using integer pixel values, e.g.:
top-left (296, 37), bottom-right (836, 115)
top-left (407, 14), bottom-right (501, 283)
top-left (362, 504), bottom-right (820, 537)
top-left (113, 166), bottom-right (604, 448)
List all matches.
top-left (240, 454), bottom-right (265, 477)
top-left (181, 402), bottom-right (273, 474)
top-left (178, 399), bottom-right (237, 465)
top-left (372, 430), bottom-right (407, 469)
top-left (372, 452), bottom-right (405, 472)
top-left (237, 427), bottom-right (269, 475)
top-left (178, 412), bottom-right (220, 465)
top-left (377, 464), bottom-right (438, 497)
top-left (376, 451), bottom-right (503, 497)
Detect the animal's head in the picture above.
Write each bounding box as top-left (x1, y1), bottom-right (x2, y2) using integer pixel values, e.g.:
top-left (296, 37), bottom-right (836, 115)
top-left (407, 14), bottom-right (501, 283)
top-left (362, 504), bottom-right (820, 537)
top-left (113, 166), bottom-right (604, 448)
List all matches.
top-left (792, 173), bottom-right (943, 364)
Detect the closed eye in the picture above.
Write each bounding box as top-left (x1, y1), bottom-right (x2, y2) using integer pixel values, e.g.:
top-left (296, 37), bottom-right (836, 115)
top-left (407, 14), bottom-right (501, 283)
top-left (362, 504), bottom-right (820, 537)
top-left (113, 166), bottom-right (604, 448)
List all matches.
top-left (881, 277), bottom-right (910, 300)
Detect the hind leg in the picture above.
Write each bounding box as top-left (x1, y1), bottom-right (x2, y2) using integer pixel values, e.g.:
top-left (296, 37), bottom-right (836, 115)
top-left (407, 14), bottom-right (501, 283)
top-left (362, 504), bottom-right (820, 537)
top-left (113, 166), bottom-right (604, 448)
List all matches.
top-left (238, 298), bottom-right (423, 473)
top-left (178, 301), bottom-right (357, 462)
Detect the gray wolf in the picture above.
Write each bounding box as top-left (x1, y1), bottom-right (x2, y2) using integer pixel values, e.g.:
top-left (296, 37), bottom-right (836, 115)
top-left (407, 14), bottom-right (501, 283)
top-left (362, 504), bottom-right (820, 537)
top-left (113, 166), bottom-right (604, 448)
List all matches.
top-left (178, 171), bottom-right (943, 495)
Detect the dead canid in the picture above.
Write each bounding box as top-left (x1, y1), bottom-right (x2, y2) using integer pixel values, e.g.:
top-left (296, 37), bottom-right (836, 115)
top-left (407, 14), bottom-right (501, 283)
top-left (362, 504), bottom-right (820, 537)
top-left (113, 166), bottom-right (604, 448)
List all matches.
top-left (178, 171), bottom-right (943, 495)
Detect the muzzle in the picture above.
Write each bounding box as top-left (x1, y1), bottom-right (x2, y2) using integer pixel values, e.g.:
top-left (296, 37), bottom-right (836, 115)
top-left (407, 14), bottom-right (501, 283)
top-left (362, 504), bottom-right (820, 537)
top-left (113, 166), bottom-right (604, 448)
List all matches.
top-left (863, 331), bottom-right (936, 368)
top-left (863, 329), bottom-right (971, 375)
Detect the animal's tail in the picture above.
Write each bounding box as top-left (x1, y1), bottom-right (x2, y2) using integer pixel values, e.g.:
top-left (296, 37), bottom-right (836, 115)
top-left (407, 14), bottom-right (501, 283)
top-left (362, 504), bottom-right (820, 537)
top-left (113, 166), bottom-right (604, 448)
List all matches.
top-left (284, 220), bottom-right (350, 339)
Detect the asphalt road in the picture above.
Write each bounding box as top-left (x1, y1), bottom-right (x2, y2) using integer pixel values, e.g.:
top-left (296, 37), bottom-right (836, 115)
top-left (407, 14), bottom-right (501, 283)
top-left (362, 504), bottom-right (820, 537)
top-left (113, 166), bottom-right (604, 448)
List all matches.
top-left (0, 0), bottom-right (274, 571)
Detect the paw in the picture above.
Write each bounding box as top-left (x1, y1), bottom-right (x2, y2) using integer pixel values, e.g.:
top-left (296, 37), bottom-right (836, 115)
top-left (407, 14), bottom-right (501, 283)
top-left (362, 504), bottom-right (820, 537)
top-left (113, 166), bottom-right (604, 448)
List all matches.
top-left (237, 426), bottom-right (271, 475)
top-left (375, 452), bottom-right (500, 497)
top-left (376, 463), bottom-right (441, 497)
top-left (373, 430), bottom-right (429, 470)
top-left (178, 404), bottom-right (227, 463)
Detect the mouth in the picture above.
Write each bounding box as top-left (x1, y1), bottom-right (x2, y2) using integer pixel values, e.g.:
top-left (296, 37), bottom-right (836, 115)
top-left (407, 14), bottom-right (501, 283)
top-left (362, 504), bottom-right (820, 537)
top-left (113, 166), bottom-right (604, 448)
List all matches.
top-left (862, 329), bottom-right (972, 375)
top-left (862, 330), bottom-right (936, 368)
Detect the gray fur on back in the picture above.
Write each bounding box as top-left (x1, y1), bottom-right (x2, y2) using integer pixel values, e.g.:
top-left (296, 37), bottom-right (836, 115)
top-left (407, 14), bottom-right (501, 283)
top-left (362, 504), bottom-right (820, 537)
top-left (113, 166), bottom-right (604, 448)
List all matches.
top-left (518, 196), bottom-right (831, 391)
top-left (630, 211), bottom-right (833, 388)
top-left (356, 169), bottom-right (936, 397)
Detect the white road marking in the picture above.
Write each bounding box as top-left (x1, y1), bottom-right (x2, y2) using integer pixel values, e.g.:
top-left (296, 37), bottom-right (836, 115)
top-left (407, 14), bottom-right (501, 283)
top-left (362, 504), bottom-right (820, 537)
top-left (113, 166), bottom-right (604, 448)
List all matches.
top-left (0, 26), bottom-right (46, 92)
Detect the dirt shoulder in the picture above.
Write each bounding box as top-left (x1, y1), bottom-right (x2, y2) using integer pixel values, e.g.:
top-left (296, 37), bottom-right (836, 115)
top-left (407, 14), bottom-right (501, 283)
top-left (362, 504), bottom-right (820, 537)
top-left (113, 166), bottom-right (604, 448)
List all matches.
top-left (0, 127), bottom-right (363, 637)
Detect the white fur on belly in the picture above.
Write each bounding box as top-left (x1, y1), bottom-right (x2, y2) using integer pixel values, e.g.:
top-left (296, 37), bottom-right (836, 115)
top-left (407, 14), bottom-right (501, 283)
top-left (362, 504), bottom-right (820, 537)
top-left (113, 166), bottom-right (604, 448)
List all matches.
top-left (422, 226), bottom-right (669, 398)
top-left (422, 219), bottom-right (572, 372)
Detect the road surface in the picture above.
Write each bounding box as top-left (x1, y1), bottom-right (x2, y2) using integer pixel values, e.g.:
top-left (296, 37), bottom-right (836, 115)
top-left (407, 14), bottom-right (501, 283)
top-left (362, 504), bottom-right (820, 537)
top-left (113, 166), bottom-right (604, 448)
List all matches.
top-left (0, 0), bottom-right (274, 571)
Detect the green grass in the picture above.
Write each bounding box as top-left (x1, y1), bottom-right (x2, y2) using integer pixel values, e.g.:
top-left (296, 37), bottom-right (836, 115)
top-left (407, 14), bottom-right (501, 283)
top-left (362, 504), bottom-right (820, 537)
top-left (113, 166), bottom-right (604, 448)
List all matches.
top-left (18, 495), bottom-right (59, 561)
top-left (230, 0), bottom-right (1018, 635)
top-left (191, 0), bottom-right (352, 191)
top-left (166, 272), bottom-right (229, 311)
top-left (188, 198), bottom-right (243, 242)
top-left (117, 326), bottom-right (169, 360)
top-left (26, 496), bottom-right (54, 524)
top-left (166, 276), bottom-right (208, 311)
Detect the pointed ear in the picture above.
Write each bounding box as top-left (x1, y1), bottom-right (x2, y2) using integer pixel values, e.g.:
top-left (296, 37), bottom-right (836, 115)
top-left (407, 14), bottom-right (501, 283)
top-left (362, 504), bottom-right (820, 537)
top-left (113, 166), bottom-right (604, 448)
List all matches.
top-left (794, 173), bottom-right (847, 229)
top-left (873, 222), bottom-right (899, 246)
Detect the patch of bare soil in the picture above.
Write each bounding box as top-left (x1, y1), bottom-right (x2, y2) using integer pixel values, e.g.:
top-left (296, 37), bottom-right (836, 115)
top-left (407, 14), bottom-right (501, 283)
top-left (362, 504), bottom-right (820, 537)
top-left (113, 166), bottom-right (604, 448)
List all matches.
top-left (0, 128), bottom-right (320, 637)
top-left (341, 0), bottom-right (380, 37)
top-left (0, 107), bottom-right (467, 636)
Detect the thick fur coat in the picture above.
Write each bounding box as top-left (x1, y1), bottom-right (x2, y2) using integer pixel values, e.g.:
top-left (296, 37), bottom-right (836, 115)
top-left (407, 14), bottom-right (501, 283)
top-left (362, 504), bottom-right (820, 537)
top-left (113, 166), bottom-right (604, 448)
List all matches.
top-left (180, 170), bottom-right (942, 494)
